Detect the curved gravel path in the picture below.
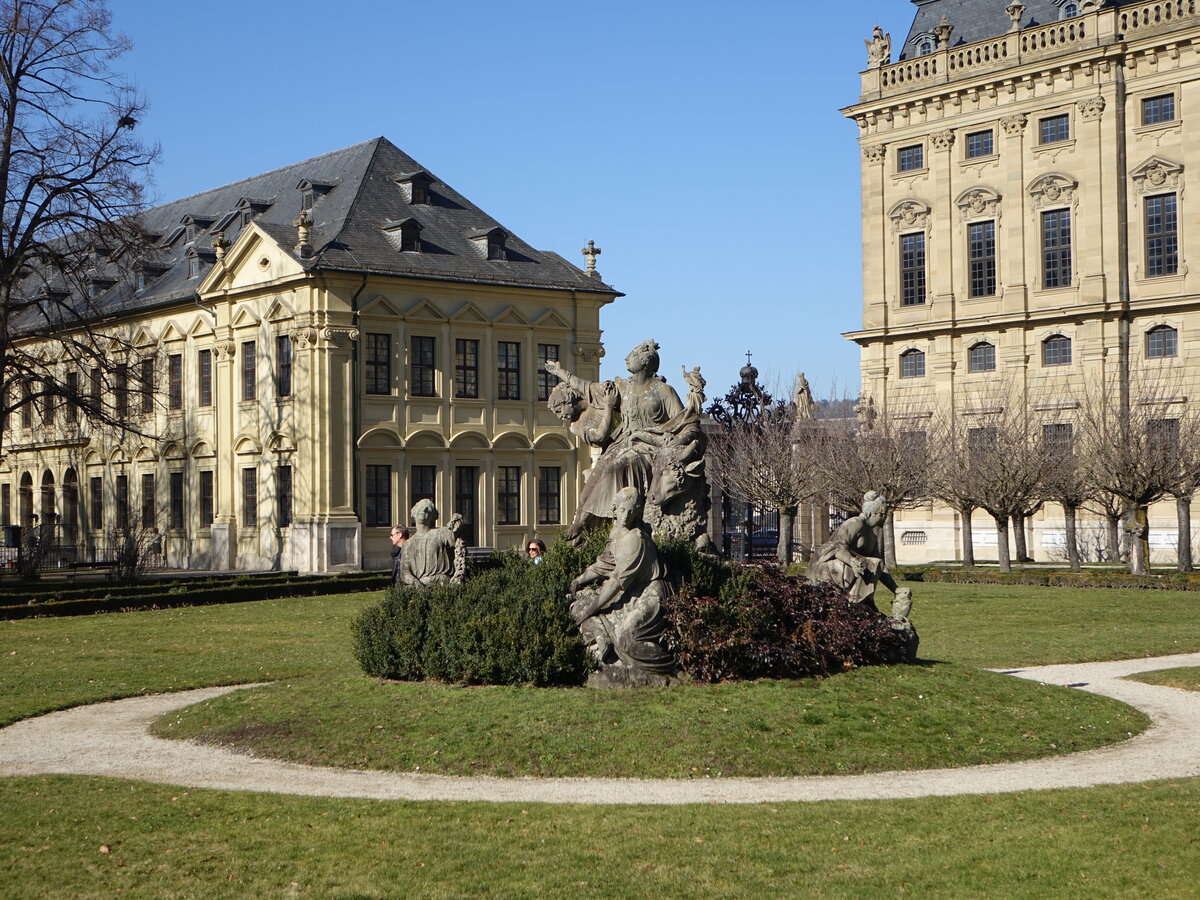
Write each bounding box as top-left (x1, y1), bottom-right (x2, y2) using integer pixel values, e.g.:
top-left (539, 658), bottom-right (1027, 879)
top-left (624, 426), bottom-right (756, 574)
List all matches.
top-left (2, 653), bottom-right (1199, 805)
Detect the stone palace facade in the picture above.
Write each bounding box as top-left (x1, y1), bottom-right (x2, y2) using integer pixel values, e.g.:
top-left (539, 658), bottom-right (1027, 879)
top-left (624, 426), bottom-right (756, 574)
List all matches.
top-left (843, 0), bottom-right (1200, 562)
top-left (0, 138), bottom-right (617, 572)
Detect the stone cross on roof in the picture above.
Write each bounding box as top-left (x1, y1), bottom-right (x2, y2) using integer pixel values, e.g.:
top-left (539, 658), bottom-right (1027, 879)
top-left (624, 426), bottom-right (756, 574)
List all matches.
top-left (581, 239), bottom-right (601, 278)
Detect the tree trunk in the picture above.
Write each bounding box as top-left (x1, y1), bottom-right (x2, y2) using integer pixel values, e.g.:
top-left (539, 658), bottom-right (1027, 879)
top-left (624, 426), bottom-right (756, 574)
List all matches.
top-left (1064, 503), bottom-right (1081, 572)
top-left (883, 509), bottom-right (897, 569)
top-left (1011, 512), bottom-right (1028, 563)
top-left (1104, 513), bottom-right (1122, 563)
top-left (777, 507), bottom-right (795, 566)
top-left (1177, 495), bottom-right (1193, 572)
top-left (995, 515), bottom-right (1011, 573)
top-left (1128, 505), bottom-right (1150, 576)
top-left (960, 505), bottom-right (975, 567)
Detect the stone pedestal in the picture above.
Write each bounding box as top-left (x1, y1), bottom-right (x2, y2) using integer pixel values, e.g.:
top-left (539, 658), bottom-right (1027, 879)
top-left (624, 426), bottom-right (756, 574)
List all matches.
top-left (209, 522), bottom-right (236, 571)
top-left (285, 520), bottom-right (361, 573)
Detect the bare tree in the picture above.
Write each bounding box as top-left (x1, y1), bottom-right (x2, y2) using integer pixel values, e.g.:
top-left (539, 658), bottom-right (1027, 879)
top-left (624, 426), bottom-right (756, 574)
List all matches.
top-left (816, 405), bottom-right (934, 568)
top-left (0, 0), bottom-right (157, 449)
top-left (707, 404), bottom-right (824, 565)
top-left (1075, 374), bottom-right (1199, 575)
top-left (933, 392), bottom-right (1047, 574)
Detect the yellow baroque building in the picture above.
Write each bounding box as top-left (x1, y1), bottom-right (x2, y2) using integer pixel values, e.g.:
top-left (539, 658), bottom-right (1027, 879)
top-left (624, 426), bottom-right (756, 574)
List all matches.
top-left (843, 1), bottom-right (1200, 562)
top-left (0, 137), bottom-right (618, 572)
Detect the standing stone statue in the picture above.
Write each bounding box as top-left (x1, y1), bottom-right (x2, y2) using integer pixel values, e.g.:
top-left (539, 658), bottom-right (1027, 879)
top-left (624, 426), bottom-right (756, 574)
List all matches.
top-left (794, 371), bottom-right (816, 421)
top-left (567, 487), bottom-right (678, 686)
top-left (808, 491), bottom-right (903, 606)
top-left (546, 340), bottom-right (711, 550)
top-left (399, 499), bottom-right (465, 587)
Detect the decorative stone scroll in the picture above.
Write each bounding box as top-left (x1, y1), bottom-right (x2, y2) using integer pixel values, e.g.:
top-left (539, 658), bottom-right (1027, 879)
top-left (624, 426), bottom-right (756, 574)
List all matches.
top-left (1130, 156), bottom-right (1184, 196)
top-left (1027, 172), bottom-right (1078, 209)
top-left (1077, 96), bottom-right (1107, 120)
top-left (1000, 114), bottom-right (1028, 136)
top-left (888, 199), bottom-right (932, 233)
top-left (930, 130), bottom-right (956, 152)
top-left (955, 187), bottom-right (1002, 221)
top-left (573, 342), bottom-right (605, 362)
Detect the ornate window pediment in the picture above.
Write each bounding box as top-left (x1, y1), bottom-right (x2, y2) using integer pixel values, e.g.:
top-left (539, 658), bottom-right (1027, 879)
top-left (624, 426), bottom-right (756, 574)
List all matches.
top-left (1130, 156), bottom-right (1184, 195)
top-left (955, 187), bottom-right (1002, 221)
top-left (1027, 173), bottom-right (1078, 209)
top-left (888, 199), bottom-right (932, 233)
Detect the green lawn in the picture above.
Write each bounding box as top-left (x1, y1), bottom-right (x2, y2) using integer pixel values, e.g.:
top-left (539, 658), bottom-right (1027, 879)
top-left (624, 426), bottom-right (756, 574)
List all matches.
top-left (1, 775), bottom-right (1197, 899)
top-left (1127, 666), bottom-right (1200, 692)
top-left (2, 581), bottom-right (1200, 897)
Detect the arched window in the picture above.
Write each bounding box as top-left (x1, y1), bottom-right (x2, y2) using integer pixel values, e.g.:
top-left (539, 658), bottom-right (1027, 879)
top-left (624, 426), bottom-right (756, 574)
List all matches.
top-left (18, 472), bottom-right (33, 527)
top-left (917, 39), bottom-right (934, 56)
top-left (900, 348), bottom-right (926, 379)
top-left (1061, 2), bottom-right (1080, 19)
top-left (40, 470), bottom-right (55, 528)
top-left (968, 342), bottom-right (996, 373)
top-left (1043, 335), bottom-right (1072, 367)
top-left (1146, 325), bottom-right (1178, 359)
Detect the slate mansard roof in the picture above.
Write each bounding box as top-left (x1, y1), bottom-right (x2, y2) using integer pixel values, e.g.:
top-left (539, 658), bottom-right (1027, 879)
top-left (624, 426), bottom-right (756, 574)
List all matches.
top-left (899, 0), bottom-right (1136, 60)
top-left (39, 136), bottom-right (616, 321)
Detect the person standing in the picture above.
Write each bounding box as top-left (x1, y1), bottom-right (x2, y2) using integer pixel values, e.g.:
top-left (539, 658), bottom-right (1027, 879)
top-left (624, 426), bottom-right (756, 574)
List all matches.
top-left (389, 526), bottom-right (410, 584)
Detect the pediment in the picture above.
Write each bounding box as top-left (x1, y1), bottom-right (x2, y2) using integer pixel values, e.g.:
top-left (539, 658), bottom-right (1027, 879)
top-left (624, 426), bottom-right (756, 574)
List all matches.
top-left (234, 434), bottom-right (262, 455)
top-left (449, 302), bottom-right (489, 324)
top-left (162, 442), bottom-right (185, 460)
top-left (1027, 172), bottom-right (1078, 208)
top-left (404, 299), bottom-right (446, 322)
top-left (533, 309), bottom-right (572, 330)
top-left (265, 298), bottom-right (295, 323)
top-left (231, 305), bottom-right (260, 329)
top-left (887, 199), bottom-right (931, 232)
top-left (187, 316), bottom-right (215, 338)
top-left (159, 321), bottom-right (186, 344)
top-left (534, 433), bottom-right (572, 450)
top-left (493, 305), bottom-right (531, 326)
top-left (360, 295), bottom-right (403, 318)
top-left (954, 187), bottom-right (1002, 221)
top-left (132, 326), bottom-right (157, 349)
top-left (405, 429), bottom-right (447, 449)
top-left (1129, 155), bottom-right (1184, 194)
top-left (493, 432), bottom-right (532, 450)
top-left (449, 432), bottom-right (489, 450)
top-left (357, 427), bottom-right (404, 450)
top-left (267, 432), bottom-right (296, 453)
top-left (134, 445), bottom-right (159, 462)
top-left (190, 440), bottom-right (215, 459)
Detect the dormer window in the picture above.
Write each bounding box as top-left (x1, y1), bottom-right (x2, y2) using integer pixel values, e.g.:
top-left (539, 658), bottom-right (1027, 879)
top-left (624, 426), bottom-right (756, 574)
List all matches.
top-left (383, 217), bottom-right (423, 253)
top-left (1060, 1), bottom-right (1080, 18)
top-left (296, 179), bottom-right (334, 211)
top-left (468, 226), bottom-right (508, 261)
top-left (394, 171), bottom-right (435, 205)
top-left (188, 256), bottom-right (200, 278)
top-left (86, 277), bottom-right (115, 299)
top-left (231, 197), bottom-right (273, 229)
top-left (912, 34), bottom-right (935, 56)
top-left (181, 214), bottom-right (215, 244)
top-left (135, 261), bottom-right (169, 292)
top-left (185, 247), bottom-right (216, 280)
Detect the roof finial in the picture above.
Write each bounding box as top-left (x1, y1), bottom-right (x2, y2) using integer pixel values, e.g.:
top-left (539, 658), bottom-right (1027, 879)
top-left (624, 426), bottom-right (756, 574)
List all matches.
top-left (211, 231), bottom-right (230, 261)
top-left (1005, 3), bottom-right (1025, 32)
top-left (293, 210), bottom-right (313, 260)
top-left (933, 15), bottom-right (954, 49)
top-left (581, 239), bottom-right (602, 279)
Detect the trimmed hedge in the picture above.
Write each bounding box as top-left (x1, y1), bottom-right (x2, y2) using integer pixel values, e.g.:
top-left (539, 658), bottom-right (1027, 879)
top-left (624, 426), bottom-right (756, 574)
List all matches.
top-left (354, 532), bottom-right (918, 686)
top-left (892, 565), bottom-right (1200, 591)
top-left (0, 572), bottom-right (390, 620)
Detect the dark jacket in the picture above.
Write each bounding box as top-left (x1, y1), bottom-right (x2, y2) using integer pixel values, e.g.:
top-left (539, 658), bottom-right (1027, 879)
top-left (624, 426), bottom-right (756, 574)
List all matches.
top-left (391, 544), bottom-right (404, 583)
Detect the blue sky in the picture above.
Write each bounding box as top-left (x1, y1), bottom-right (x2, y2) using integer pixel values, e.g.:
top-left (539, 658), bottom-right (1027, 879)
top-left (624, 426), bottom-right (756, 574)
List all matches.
top-left (118, 0), bottom-right (914, 399)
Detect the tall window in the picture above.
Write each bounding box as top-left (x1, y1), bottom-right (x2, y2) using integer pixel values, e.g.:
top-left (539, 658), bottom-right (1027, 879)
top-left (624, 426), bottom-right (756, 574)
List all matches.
top-left (242, 468), bottom-right (257, 527)
top-left (1149, 417), bottom-right (1181, 458)
top-left (1146, 325), bottom-right (1178, 359)
top-left (968, 342), bottom-right (996, 373)
top-left (900, 348), bottom-right (925, 379)
top-left (141, 473), bottom-right (155, 529)
top-left (89, 477), bottom-right (103, 529)
top-left (900, 233), bottom-right (926, 306)
top-left (410, 336), bottom-right (435, 397)
top-left (278, 465), bottom-right (293, 528)
top-left (1039, 113), bottom-right (1070, 144)
top-left (968, 220), bottom-right (997, 297)
top-left (66, 371), bottom-right (79, 423)
top-left (497, 341), bottom-right (521, 400)
top-left (42, 385), bottom-right (55, 426)
top-left (199, 470), bottom-right (214, 526)
top-left (277, 335), bottom-right (293, 397)
top-left (1043, 334), bottom-right (1072, 367)
top-left (498, 466), bottom-right (521, 525)
top-left (1042, 423), bottom-right (1073, 457)
top-left (115, 364), bottom-right (128, 420)
top-left (965, 130), bottom-right (994, 159)
top-left (1042, 209), bottom-right (1072, 288)
top-left (1145, 194), bottom-right (1178, 278)
top-left (168, 355), bottom-right (183, 410)
top-left (537, 343), bottom-right (560, 402)
top-left (140, 358), bottom-right (154, 413)
top-left (198, 349), bottom-right (213, 407)
top-left (365, 333), bottom-right (391, 394)
top-left (89, 367), bottom-right (100, 405)
top-left (365, 465), bottom-right (391, 527)
top-left (538, 467), bottom-right (561, 525)
top-left (170, 472), bottom-right (184, 529)
top-left (454, 466), bottom-right (478, 547)
top-left (20, 381), bottom-right (31, 427)
top-left (454, 338), bottom-right (479, 399)
top-left (115, 473), bottom-right (129, 530)
top-left (1, 483), bottom-right (9, 525)
top-left (968, 426), bottom-right (998, 460)
top-left (410, 465), bottom-right (436, 511)
top-left (897, 144), bottom-right (924, 172)
top-left (1142, 94), bottom-right (1176, 125)
top-left (242, 341), bottom-right (257, 401)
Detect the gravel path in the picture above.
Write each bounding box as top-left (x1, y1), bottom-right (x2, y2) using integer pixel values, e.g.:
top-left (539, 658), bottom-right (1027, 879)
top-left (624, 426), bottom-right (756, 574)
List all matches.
top-left (2, 653), bottom-right (1199, 805)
